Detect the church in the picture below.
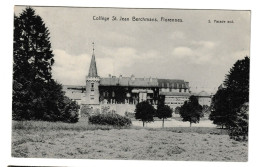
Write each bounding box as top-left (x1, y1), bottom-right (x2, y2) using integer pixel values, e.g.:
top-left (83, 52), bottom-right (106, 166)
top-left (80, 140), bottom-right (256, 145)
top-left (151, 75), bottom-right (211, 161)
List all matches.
top-left (63, 45), bottom-right (201, 115)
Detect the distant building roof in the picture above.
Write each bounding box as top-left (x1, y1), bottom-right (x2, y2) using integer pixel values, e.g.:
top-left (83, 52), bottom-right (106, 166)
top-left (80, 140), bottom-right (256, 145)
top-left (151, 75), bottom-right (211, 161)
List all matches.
top-left (157, 79), bottom-right (189, 89)
top-left (191, 90), bottom-right (211, 97)
top-left (198, 91), bottom-right (210, 97)
top-left (100, 76), bottom-right (158, 87)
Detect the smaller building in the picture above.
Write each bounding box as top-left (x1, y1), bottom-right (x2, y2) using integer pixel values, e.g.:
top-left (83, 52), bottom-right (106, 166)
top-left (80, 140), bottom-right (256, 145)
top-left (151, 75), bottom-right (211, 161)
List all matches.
top-left (160, 92), bottom-right (190, 110)
top-left (193, 91), bottom-right (212, 106)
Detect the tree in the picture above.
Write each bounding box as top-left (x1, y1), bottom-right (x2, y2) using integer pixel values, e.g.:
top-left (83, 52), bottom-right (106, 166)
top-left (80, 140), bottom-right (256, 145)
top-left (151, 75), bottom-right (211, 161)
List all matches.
top-left (13, 7), bottom-right (79, 122)
top-left (13, 7), bottom-right (54, 84)
top-left (210, 56), bottom-right (249, 138)
top-left (209, 89), bottom-right (233, 129)
top-left (224, 56), bottom-right (249, 108)
top-left (135, 101), bottom-right (156, 127)
top-left (13, 7), bottom-right (54, 119)
top-left (179, 96), bottom-right (203, 127)
top-left (156, 104), bottom-right (173, 128)
top-left (225, 57), bottom-right (249, 139)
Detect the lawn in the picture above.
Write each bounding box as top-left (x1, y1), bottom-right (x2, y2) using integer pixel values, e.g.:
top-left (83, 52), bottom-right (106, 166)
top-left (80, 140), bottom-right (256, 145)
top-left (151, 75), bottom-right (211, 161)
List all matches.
top-left (12, 118), bottom-right (248, 161)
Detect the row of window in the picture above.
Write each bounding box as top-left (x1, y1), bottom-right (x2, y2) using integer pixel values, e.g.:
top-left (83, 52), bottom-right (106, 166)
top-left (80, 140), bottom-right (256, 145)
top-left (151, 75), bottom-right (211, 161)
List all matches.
top-left (160, 88), bottom-right (187, 92)
top-left (165, 102), bottom-right (184, 105)
top-left (161, 83), bottom-right (186, 88)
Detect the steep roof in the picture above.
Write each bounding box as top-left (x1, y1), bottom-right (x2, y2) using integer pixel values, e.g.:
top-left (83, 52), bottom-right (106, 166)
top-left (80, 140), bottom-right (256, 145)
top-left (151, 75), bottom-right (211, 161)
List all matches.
top-left (88, 54), bottom-right (98, 77)
top-left (100, 77), bottom-right (158, 87)
top-left (157, 79), bottom-right (189, 89)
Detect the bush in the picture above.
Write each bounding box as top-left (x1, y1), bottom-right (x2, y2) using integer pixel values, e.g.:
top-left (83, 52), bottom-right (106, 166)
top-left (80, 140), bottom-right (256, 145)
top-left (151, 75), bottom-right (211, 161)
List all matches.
top-left (125, 111), bottom-right (135, 118)
top-left (60, 96), bottom-right (80, 123)
top-left (88, 113), bottom-right (132, 127)
top-left (228, 103), bottom-right (249, 141)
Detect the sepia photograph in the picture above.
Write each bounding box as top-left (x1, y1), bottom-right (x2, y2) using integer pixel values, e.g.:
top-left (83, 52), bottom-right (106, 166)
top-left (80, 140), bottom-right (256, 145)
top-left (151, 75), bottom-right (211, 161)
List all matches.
top-left (11, 5), bottom-right (250, 162)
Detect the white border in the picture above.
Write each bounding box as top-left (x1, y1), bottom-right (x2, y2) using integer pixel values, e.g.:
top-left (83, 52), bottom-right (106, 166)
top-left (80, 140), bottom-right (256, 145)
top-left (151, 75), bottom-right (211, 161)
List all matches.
top-left (1, 1), bottom-right (259, 167)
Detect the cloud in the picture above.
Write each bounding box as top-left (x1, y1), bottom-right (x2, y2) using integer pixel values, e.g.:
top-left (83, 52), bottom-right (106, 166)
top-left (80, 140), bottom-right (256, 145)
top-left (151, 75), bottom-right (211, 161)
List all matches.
top-left (172, 47), bottom-right (193, 57)
top-left (52, 49), bottom-right (90, 85)
top-left (98, 47), bottom-right (161, 77)
top-left (194, 41), bottom-right (216, 49)
top-left (171, 40), bottom-right (218, 64)
top-left (52, 47), bottom-right (161, 84)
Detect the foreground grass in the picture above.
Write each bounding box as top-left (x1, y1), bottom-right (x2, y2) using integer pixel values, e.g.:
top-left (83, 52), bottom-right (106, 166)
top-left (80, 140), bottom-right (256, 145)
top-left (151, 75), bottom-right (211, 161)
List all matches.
top-left (12, 119), bottom-right (247, 161)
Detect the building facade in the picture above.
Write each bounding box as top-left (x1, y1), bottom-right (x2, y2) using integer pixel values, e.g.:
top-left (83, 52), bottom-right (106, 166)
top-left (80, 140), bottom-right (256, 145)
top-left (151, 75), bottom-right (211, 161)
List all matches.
top-left (64, 48), bottom-right (195, 115)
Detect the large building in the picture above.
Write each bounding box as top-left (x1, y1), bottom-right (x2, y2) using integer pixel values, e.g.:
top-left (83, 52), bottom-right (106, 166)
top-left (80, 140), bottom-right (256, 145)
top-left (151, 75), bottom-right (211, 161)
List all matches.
top-left (63, 47), bottom-right (197, 115)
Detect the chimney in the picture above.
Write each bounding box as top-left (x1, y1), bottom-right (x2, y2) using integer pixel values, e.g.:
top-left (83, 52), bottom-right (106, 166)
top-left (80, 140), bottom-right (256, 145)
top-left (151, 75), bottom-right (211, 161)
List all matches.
top-left (108, 74), bottom-right (111, 78)
top-left (119, 74), bottom-right (122, 79)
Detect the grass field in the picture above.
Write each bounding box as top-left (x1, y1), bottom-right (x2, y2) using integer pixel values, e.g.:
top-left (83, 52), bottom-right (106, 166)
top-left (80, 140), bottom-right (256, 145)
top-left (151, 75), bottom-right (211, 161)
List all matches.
top-left (12, 118), bottom-right (248, 161)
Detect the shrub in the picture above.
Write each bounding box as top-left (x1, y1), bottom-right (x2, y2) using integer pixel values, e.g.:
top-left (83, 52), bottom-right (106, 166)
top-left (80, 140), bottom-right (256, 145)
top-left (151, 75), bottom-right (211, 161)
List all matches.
top-left (80, 105), bottom-right (92, 117)
top-left (228, 103), bottom-right (249, 141)
top-left (125, 111), bottom-right (135, 118)
top-left (88, 113), bottom-right (132, 127)
top-left (60, 96), bottom-right (80, 123)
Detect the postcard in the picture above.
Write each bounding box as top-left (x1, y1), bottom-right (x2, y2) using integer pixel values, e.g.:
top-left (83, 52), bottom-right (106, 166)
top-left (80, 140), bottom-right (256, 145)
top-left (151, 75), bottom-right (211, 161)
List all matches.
top-left (12, 6), bottom-right (250, 162)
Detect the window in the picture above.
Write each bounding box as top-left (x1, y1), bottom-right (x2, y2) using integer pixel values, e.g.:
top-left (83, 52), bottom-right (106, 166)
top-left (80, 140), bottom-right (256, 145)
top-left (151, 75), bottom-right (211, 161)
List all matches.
top-left (91, 83), bottom-right (94, 91)
top-left (112, 91), bottom-right (115, 97)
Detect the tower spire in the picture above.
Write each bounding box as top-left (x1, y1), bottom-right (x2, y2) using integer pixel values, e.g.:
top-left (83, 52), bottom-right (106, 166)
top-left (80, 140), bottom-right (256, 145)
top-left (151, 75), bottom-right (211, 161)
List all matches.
top-left (88, 42), bottom-right (98, 77)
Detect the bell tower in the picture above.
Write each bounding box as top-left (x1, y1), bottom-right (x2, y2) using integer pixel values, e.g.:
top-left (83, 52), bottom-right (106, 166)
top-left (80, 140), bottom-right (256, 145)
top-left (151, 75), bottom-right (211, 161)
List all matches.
top-left (85, 42), bottom-right (100, 105)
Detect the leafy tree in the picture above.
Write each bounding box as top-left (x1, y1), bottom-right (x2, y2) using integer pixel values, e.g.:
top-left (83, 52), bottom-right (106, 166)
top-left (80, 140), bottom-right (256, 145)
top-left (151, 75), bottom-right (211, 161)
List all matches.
top-left (209, 89), bottom-right (233, 129)
top-left (135, 101), bottom-right (156, 127)
top-left (224, 56), bottom-right (249, 109)
top-left (156, 104), bottom-right (173, 128)
top-left (179, 95), bottom-right (203, 127)
top-left (13, 7), bottom-right (79, 122)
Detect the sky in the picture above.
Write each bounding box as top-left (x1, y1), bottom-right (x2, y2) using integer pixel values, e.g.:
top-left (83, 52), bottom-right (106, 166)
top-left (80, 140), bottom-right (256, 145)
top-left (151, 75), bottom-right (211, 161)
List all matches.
top-left (14, 6), bottom-right (251, 94)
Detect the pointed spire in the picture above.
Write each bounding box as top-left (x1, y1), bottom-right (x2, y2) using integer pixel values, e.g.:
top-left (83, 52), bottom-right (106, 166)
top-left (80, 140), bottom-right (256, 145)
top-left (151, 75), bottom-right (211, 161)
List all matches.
top-left (88, 42), bottom-right (98, 77)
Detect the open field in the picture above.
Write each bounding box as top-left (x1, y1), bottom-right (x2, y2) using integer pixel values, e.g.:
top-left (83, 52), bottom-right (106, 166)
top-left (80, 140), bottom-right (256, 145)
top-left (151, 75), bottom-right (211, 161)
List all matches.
top-left (12, 118), bottom-right (248, 161)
